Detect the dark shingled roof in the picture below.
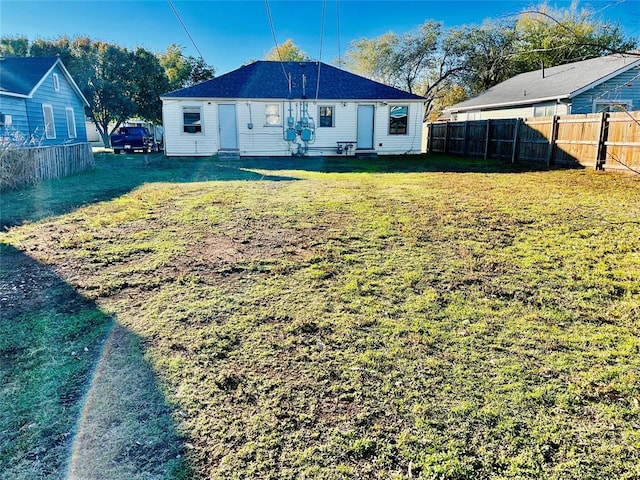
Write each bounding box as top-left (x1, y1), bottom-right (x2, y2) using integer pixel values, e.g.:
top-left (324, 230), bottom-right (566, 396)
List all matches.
top-left (0, 57), bottom-right (59, 96)
top-left (162, 61), bottom-right (425, 100)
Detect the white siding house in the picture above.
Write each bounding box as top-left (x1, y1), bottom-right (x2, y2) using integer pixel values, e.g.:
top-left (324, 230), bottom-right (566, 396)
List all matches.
top-left (161, 62), bottom-right (425, 157)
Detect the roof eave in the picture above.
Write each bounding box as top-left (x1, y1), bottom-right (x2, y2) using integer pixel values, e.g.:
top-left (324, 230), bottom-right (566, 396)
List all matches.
top-left (161, 96), bottom-right (424, 102)
top-left (0, 90), bottom-right (30, 99)
top-left (447, 95), bottom-right (570, 113)
top-left (568, 58), bottom-right (640, 98)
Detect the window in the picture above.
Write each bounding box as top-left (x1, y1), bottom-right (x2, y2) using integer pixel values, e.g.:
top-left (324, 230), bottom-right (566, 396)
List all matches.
top-left (53, 73), bottom-right (60, 91)
top-left (183, 107), bottom-right (202, 133)
top-left (533, 104), bottom-right (555, 117)
top-left (265, 104), bottom-right (281, 126)
top-left (466, 110), bottom-right (480, 120)
top-left (389, 105), bottom-right (408, 135)
top-left (65, 107), bottom-right (77, 139)
top-left (42, 104), bottom-right (56, 139)
top-left (594, 101), bottom-right (631, 113)
top-left (319, 106), bottom-right (334, 127)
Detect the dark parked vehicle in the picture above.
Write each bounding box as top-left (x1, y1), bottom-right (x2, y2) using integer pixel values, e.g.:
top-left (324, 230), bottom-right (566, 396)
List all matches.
top-left (110, 126), bottom-right (155, 154)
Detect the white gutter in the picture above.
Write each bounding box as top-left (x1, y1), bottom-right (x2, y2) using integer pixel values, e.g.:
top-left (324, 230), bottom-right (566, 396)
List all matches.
top-left (447, 95), bottom-right (570, 113)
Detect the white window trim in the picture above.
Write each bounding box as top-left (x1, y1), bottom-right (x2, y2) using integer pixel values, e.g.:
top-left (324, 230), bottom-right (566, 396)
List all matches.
top-left (182, 106), bottom-right (203, 135)
top-left (264, 103), bottom-right (281, 127)
top-left (42, 104), bottom-right (56, 139)
top-left (53, 73), bottom-right (60, 91)
top-left (592, 99), bottom-right (632, 113)
top-left (466, 110), bottom-right (481, 121)
top-left (318, 105), bottom-right (335, 127)
top-left (533, 103), bottom-right (556, 117)
top-left (65, 107), bottom-right (77, 139)
top-left (389, 104), bottom-right (409, 135)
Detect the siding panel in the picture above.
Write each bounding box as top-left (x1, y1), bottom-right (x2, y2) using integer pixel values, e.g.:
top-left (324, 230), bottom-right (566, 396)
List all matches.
top-left (24, 65), bottom-right (87, 145)
top-left (572, 69), bottom-right (640, 114)
top-left (0, 96), bottom-right (30, 142)
top-left (164, 99), bottom-right (424, 157)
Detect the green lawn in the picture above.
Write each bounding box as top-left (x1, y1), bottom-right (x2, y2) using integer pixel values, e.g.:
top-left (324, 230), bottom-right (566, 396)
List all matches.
top-left (1, 153), bottom-right (639, 479)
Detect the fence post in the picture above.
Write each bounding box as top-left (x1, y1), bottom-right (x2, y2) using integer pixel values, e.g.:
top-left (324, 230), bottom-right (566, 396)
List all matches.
top-left (462, 121), bottom-right (469, 156)
top-left (547, 115), bottom-right (559, 166)
top-left (511, 118), bottom-right (520, 163)
top-left (595, 112), bottom-right (609, 170)
top-left (444, 122), bottom-right (450, 154)
top-left (483, 119), bottom-right (491, 160)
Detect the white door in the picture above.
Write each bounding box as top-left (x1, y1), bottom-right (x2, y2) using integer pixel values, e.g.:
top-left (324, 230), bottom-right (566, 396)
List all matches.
top-left (218, 104), bottom-right (238, 150)
top-left (357, 105), bottom-right (375, 150)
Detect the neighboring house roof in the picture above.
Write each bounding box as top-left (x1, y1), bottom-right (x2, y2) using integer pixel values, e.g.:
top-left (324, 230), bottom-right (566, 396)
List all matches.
top-left (447, 53), bottom-right (640, 112)
top-left (161, 61), bottom-right (425, 101)
top-left (0, 56), bottom-right (89, 106)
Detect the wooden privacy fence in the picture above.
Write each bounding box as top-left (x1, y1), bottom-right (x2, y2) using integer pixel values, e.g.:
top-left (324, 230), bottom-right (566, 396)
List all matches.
top-left (0, 142), bottom-right (94, 191)
top-left (426, 111), bottom-right (640, 172)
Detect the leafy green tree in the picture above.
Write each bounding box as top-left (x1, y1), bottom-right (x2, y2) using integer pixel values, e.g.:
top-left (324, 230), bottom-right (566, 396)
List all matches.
top-left (265, 39), bottom-right (310, 62)
top-left (345, 21), bottom-right (466, 117)
top-left (157, 43), bottom-right (215, 91)
top-left (131, 47), bottom-right (170, 123)
top-left (86, 42), bottom-right (140, 146)
top-left (453, 21), bottom-right (519, 95)
top-left (346, 32), bottom-right (399, 86)
top-left (0, 35), bottom-right (30, 57)
top-left (188, 56), bottom-right (217, 85)
top-left (427, 83), bottom-right (467, 121)
top-left (514, 3), bottom-right (637, 71)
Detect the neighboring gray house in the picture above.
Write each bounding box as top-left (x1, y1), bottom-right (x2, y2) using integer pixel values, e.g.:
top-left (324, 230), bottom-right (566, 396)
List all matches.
top-left (161, 61), bottom-right (425, 157)
top-left (445, 53), bottom-right (640, 121)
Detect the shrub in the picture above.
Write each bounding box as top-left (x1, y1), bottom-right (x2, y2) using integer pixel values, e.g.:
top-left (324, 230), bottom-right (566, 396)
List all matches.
top-left (0, 128), bottom-right (40, 192)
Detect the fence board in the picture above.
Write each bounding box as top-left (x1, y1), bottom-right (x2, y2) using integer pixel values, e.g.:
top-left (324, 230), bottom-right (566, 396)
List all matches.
top-left (604, 111), bottom-right (640, 172)
top-left (1, 143), bottom-right (94, 191)
top-left (426, 111), bottom-right (640, 173)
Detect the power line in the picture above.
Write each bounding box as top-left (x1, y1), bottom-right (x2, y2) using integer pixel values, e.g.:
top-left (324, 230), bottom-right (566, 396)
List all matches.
top-left (167, 0), bottom-right (205, 60)
top-left (336, 0), bottom-right (342, 67)
top-left (264, 0), bottom-right (289, 85)
top-left (315, 0), bottom-right (326, 101)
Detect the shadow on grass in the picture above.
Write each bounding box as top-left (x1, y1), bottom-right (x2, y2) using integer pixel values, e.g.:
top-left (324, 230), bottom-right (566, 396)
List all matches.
top-left (0, 151), bottom-right (568, 229)
top-left (234, 152), bottom-right (568, 174)
top-left (0, 153), bottom-right (299, 229)
top-left (0, 243), bottom-right (190, 479)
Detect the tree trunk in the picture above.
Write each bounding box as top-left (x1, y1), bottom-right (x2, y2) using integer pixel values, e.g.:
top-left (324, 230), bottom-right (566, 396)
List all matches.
top-left (100, 129), bottom-right (111, 148)
top-left (92, 119), bottom-right (110, 148)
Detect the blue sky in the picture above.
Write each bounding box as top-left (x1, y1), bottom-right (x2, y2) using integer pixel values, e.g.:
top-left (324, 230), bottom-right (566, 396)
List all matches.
top-left (2, 0), bottom-right (639, 74)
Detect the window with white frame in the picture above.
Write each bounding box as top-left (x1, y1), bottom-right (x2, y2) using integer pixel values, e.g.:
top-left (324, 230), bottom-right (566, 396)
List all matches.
top-left (65, 107), bottom-right (77, 139)
top-left (42, 104), bottom-right (56, 139)
top-left (319, 105), bottom-right (334, 127)
top-left (53, 73), bottom-right (60, 91)
top-left (533, 104), bottom-right (555, 117)
top-left (183, 107), bottom-right (202, 133)
top-left (594, 100), bottom-right (631, 113)
top-left (466, 110), bottom-right (481, 120)
top-left (265, 104), bottom-right (281, 126)
top-left (389, 105), bottom-right (408, 135)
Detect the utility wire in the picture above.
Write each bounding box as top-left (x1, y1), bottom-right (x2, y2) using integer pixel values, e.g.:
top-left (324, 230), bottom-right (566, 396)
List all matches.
top-left (336, 0), bottom-right (342, 67)
top-left (265, 0), bottom-right (290, 85)
top-left (315, 0), bottom-right (326, 101)
top-left (167, 0), bottom-right (205, 60)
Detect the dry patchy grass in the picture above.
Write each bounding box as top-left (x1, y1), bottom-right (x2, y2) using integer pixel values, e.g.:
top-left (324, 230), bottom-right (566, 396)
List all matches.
top-left (1, 154), bottom-right (639, 479)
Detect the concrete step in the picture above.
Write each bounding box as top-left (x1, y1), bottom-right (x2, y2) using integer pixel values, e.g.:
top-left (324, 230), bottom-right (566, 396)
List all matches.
top-left (355, 150), bottom-right (378, 159)
top-left (218, 150), bottom-right (240, 160)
